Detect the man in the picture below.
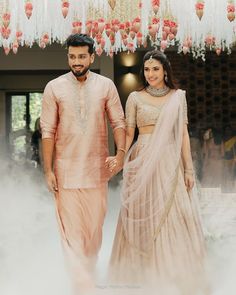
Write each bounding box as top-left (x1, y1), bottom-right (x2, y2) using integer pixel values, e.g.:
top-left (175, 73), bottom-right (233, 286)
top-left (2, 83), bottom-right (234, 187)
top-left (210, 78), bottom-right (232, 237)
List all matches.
top-left (40, 34), bottom-right (126, 293)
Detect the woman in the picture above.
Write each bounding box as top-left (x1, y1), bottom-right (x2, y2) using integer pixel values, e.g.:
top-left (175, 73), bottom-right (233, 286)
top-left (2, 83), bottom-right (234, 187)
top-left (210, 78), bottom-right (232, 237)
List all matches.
top-left (109, 50), bottom-right (207, 294)
top-left (201, 128), bottom-right (224, 188)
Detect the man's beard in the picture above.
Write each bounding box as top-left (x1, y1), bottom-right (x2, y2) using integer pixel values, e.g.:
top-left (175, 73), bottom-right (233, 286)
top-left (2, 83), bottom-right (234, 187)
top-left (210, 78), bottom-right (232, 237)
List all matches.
top-left (71, 65), bottom-right (90, 78)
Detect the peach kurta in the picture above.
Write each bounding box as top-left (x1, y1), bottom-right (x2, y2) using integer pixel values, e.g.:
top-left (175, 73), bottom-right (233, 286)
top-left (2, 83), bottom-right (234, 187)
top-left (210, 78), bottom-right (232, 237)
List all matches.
top-left (40, 71), bottom-right (125, 293)
top-left (41, 71), bottom-right (125, 189)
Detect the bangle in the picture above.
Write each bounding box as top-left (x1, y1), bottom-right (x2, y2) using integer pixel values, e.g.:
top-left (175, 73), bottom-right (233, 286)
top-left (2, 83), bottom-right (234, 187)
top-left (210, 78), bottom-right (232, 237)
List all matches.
top-left (184, 168), bottom-right (193, 171)
top-left (184, 169), bottom-right (194, 175)
top-left (117, 147), bottom-right (126, 154)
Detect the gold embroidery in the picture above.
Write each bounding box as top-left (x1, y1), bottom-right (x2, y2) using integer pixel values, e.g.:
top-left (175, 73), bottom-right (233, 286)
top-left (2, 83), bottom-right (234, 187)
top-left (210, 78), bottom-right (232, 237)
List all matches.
top-left (108, 0), bottom-right (116, 10)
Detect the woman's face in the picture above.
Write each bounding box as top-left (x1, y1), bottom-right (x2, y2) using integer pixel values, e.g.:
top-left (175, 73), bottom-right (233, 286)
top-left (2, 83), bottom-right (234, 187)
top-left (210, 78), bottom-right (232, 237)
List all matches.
top-left (144, 58), bottom-right (166, 89)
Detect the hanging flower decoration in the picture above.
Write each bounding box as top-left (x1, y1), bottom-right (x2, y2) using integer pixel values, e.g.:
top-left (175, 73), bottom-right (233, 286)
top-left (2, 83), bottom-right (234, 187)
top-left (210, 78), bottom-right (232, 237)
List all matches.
top-left (72, 21), bottom-right (82, 34)
top-left (62, 0), bottom-right (70, 18)
top-left (1, 26), bottom-right (11, 39)
top-left (160, 19), bottom-right (177, 50)
top-left (152, 0), bottom-right (160, 15)
top-left (2, 12), bottom-right (11, 28)
top-left (0, 0), bottom-right (235, 58)
top-left (12, 41), bottom-right (19, 54)
top-left (132, 17), bottom-right (141, 33)
top-left (164, 19), bottom-right (177, 41)
top-left (227, 1), bottom-right (235, 22)
top-left (180, 36), bottom-right (192, 55)
top-left (148, 17), bottom-right (160, 41)
top-left (16, 30), bottom-right (23, 42)
top-left (195, 0), bottom-right (205, 20)
top-left (25, 1), bottom-right (33, 19)
top-left (4, 46), bottom-right (10, 55)
top-left (205, 34), bottom-right (215, 47)
top-left (98, 18), bottom-right (105, 33)
top-left (215, 47), bottom-right (221, 56)
top-left (41, 33), bottom-right (50, 45)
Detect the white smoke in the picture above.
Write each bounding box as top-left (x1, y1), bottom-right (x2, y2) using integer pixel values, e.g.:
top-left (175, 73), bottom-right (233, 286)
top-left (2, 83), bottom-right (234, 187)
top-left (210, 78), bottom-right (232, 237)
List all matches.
top-left (0, 158), bottom-right (72, 295)
top-left (0, 157), bottom-right (236, 295)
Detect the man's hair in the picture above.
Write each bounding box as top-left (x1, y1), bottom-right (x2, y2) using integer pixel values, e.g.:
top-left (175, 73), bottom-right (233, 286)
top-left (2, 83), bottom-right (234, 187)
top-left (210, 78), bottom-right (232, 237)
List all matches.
top-left (66, 34), bottom-right (95, 54)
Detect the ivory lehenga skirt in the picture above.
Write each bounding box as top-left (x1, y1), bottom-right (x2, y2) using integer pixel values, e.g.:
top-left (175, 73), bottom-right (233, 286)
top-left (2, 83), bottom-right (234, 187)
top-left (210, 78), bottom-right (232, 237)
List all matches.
top-left (110, 134), bottom-right (207, 293)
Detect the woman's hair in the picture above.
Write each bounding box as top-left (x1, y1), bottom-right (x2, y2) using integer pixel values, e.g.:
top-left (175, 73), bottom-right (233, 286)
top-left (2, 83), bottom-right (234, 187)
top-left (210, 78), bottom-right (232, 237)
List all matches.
top-left (66, 33), bottom-right (95, 54)
top-left (140, 49), bottom-right (178, 90)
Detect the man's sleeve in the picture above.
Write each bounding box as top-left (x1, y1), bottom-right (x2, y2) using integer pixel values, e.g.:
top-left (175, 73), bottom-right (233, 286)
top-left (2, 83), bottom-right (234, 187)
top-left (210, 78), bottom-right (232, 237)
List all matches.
top-left (40, 82), bottom-right (58, 139)
top-left (105, 80), bottom-right (126, 130)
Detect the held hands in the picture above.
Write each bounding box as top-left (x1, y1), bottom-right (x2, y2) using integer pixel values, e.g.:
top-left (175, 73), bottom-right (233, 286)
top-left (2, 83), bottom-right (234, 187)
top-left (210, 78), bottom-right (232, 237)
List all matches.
top-left (45, 171), bottom-right (58, 193)
top-left (105, 152), bottom-right (125, 177)
top-left (184, 169), bottom-right (194, 192)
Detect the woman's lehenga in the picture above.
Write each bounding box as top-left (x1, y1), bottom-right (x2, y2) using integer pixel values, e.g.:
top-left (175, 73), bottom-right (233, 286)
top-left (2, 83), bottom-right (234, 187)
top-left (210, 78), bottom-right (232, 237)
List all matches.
top-left (110, 90), bottom-right (207, 294)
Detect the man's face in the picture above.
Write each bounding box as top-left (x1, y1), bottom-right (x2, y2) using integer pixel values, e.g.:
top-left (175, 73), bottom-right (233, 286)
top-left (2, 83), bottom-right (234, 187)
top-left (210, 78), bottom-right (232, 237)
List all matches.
top-left (67, 46), bottom-right (94, 78)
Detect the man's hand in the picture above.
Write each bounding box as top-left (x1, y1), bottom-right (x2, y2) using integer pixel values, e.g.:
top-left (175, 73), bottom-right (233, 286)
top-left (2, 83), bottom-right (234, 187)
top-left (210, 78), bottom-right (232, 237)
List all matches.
top-left (105, 153), bottom-right (125, 177)
top-left (45, 171), bottom-right (58, 193)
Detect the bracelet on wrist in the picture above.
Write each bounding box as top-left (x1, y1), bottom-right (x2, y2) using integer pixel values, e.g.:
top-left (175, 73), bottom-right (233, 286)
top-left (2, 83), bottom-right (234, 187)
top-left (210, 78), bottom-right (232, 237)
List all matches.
top-left (184, 169), bottom-right (194, 175)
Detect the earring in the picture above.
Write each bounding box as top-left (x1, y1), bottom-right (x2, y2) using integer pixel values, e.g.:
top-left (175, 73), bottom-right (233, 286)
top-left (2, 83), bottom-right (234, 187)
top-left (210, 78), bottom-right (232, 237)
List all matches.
top-left (164, 74), bottom-right (168, 83)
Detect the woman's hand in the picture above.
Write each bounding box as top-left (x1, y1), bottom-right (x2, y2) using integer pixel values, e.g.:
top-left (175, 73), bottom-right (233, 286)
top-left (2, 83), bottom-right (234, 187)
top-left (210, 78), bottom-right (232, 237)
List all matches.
top-left (184, 171), bottom-right (194, 192)
top-left (105, 153), bottom-right (125, 176)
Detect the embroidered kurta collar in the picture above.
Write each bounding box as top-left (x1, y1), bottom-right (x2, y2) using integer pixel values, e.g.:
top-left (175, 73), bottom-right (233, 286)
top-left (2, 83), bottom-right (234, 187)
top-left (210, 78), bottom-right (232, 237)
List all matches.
top-left (68, 70), bottom-right (93, 85)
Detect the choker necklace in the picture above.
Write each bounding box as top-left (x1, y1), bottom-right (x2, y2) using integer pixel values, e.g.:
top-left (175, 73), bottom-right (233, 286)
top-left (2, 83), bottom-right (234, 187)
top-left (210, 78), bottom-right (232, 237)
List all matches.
top-left (146, 85), bottom-right (170, 97)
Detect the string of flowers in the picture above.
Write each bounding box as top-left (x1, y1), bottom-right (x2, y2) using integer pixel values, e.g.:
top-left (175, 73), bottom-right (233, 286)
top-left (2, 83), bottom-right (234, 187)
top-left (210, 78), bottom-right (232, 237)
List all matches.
top-left (0, 0), bottom-right (235, 58)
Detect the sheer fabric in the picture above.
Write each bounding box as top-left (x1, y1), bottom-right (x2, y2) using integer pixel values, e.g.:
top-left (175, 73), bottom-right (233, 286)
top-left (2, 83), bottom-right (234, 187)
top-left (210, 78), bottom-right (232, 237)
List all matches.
top-left (110, 90), bottom-right (206, 293)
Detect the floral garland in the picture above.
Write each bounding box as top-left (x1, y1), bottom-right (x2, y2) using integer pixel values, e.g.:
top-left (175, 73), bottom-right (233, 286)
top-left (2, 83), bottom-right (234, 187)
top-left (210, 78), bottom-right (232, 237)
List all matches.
top-left (0, 0), bottom-right (235, 58)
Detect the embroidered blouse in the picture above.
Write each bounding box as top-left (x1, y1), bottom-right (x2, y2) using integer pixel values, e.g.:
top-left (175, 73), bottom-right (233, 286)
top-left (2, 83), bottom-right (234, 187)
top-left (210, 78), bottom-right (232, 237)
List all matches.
top-left (125, 90), bottom-right (188, 128)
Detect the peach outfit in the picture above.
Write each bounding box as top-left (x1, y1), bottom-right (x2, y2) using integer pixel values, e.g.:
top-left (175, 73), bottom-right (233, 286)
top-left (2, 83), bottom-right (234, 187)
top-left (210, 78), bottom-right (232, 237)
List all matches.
top-left (110, 90), bottom-right (207, 294)
top-left (40, 71), bottom-right (125, 293)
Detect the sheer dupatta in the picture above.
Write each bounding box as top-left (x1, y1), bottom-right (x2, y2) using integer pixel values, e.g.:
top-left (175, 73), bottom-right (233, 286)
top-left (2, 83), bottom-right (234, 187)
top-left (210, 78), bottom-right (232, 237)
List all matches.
top-left (120, 89), bottom-right (184, 255)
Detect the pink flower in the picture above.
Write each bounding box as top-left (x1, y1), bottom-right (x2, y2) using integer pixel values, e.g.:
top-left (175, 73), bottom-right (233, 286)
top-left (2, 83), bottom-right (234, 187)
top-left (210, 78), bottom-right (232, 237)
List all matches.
top-left (127, 42), bottom-right (135, 52)
top-left (137, 32), bottom-right (143, 38)
top-left (133, 17), bottom-right (141, 23)
top-left (96, 46), bottom-right (103, 56)
top-left (152, 0), bottom-right (160, 6)
top-left (105, 23), bottom-right (111, 30)
top-left (125, 21), bottom-right (131, 28)
top-left (195, 2), bottom-right (204, 10)
top-left (1, 27), bottom-right (11, 39)
top-left (119, 23), bottom-right (125, 30)
top-left (62, 1), bottom-right (69, 8)
top-left (16, 30), bottom-right (23, 38)
top-left (152, 17), bottom-right (160, 24)
top-left (2, 13), bottom-right (11, 21)
top-left (2, 13), bottom-right (11, 28)
top-left (72, 21), bottom-right (82, 27)
top-left (111, 19), bottom-right (120, 26)
top-left (163, 19), bottom-right (170, 26)
top-left (42, 33), bottom-right (50, 44)
top-left (227, 4), bottom-right (235, 13)
top-left (170, 21), bottom-right (177, 28)
top-left (25, 2), bottom-right (33, 10)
